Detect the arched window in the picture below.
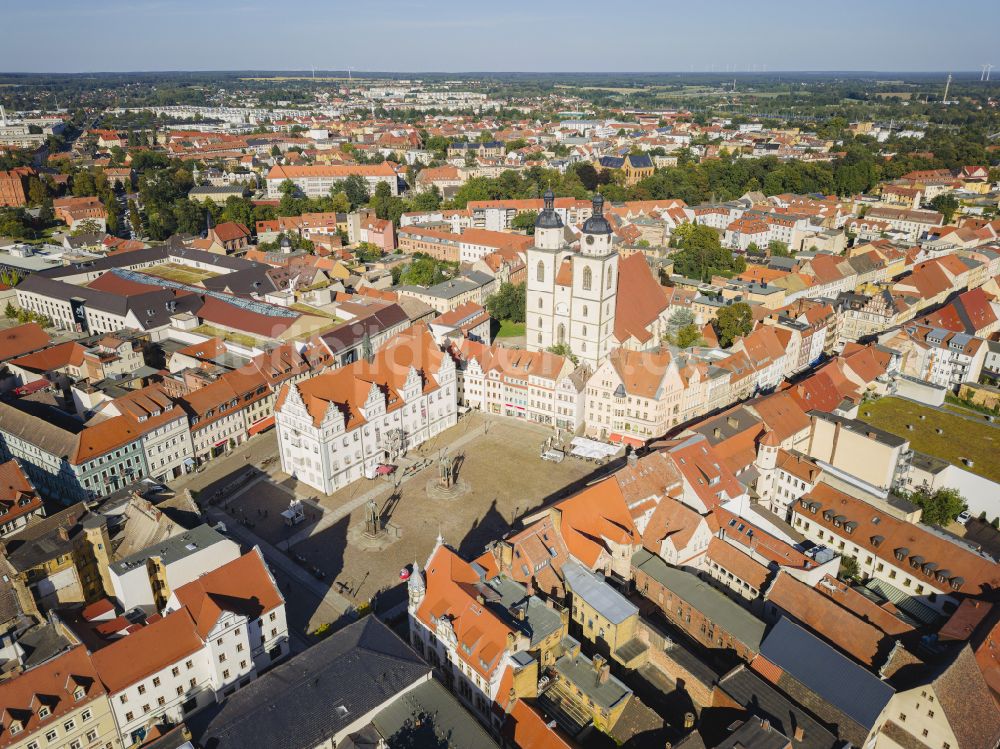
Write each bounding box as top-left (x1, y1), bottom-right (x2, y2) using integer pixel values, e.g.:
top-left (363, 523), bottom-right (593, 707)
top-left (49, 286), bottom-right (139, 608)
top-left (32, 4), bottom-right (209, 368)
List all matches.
top-left (582, 325), bottom-right (588, 336)
top-left (536, 261), bottom-right (545, 283)
top-left (606, 268), bottom-right (613, 289)
top-left (538, 317), bottom-right (543, 327)
top-left (538, 297), bottom-right (543, 309)
top-left (582, 266), bottom-right (592, 291)
top-left (557, 324), bottom-right (566, 345)
top-left (537, 332), bottom-right (542, 343)
top-left (582, 305), bottom-right (588, 318)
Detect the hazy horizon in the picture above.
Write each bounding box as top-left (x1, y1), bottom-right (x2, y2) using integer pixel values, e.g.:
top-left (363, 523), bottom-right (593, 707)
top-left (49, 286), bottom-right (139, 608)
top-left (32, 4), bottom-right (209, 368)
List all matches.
top-left (3, 0), bottom-right (997, 75)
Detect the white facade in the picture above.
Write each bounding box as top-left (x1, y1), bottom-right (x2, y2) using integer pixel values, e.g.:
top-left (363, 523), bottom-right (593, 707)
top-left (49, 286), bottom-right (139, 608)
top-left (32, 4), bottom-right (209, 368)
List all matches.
top-left (276, 330), bottom-right (458, 495)
top-left (527, 194), bottom-right (618, 371)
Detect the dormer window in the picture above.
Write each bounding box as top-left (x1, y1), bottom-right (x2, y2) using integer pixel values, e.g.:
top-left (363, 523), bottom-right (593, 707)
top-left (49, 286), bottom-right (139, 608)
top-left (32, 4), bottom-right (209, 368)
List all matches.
top-left (74, 686), bottom-right (85, 700)
top-left (8, 722), bottom-right (21, 736)
top-left (895, 547), bottom-right (909, 562)
top-left (38, 706), bottom-right (50, 718)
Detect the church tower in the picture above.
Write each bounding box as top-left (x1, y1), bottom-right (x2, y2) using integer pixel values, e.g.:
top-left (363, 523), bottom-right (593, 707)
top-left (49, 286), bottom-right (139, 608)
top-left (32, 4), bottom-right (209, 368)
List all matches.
top-left (526, 190), bottom-right (564, 353)
top-left (570, 194), bottom-right (618, 369)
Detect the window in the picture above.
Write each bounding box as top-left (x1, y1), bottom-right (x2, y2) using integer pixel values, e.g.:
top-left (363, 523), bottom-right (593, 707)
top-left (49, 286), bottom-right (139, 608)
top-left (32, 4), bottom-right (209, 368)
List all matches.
top-left (240, 660), bottom-right (247, 669)
top-left (536, 261), bottom-right (545, 283)
top-left (81, 709), bottom-right (91, 722)
top-left (120, 694), bottom-right (128, 704)
top-left (237, 643), bottom-right (244, 652)
top-left (137, 684), bottom-right (146, 695)
top-left (69, 741), bottom-right (82, 749)
top-left (152, 677), bottom-right (160, 687)
top-left (143, 705), bottom-right (150, 714)
top-left (185, 660), bottom-right (193, 669)
top-left (86, 730), bottom-right (98, 742)
top-left (157, 697), bottom-right (166, 707)
top-left (219, 653), bottom-right (227, 663)
top-left (124, 712), bottom-right (134, 723)
top-left (38, 706), bottom-right (50, 718)
top-left (899, 714), bottom-right (906, 722)
top-left (582, 266), bottom-right (592, 290)
top-left (172, 667), bottom-right (180, 677)
top-left (189, 677), bottom-right (197, 688)
top-left (176, 686), bottom-right (184, 696)
top-left (269, 612), bottom-right (277, 622)
top-left (223, 669), bottom-right (230, 680)
top-left (217, 637), bottom-right (223, 646)
top-left (63, 719), bottom-right (75, 731)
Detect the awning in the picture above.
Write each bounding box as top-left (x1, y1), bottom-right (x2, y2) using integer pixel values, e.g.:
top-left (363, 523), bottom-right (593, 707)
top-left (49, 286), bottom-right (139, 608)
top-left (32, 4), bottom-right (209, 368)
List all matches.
top-left (248, 415), bottom-right (275, 436)
top-left (214, 439), bottom-right (228, 448)
top-left (376, 464), bottom-right (395, 475)
top-left (609, 433), bottom-right (645, 449)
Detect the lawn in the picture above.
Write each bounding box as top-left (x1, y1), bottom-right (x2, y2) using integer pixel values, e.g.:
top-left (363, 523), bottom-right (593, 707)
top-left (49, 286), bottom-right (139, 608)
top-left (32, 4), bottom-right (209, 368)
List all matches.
top-left (191, 324), bottom-right (261, 349)
top-left (140, 263), bottom-right (218, 284)
top-left (496, 320), bottom-right (525, 338)
top-left (859, 397), bottom-right (1000, 483)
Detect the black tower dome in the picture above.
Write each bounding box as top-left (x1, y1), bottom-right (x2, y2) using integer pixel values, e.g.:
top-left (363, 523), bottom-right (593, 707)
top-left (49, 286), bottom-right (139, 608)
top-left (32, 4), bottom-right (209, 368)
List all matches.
top-left (581, 193), bottom-right (612, 235)
top-left (534, 189), bottom-right (564, 230)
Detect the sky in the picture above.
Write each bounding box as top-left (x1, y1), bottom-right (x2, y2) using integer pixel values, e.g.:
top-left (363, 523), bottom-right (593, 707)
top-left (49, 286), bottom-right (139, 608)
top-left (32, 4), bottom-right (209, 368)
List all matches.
top-left (3, 0), bottom-right (998, 74)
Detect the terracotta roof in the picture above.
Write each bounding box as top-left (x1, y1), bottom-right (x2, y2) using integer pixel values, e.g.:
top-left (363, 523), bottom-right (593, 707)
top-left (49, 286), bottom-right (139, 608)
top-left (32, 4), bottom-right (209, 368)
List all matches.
top-left (813, 574), bottom-right (914, 637)
top-left (90, 608), bottom-right (203, 693)
top-left (0, 322), bottom-right (50, 363)
top-left (642, 497), bottom-right (705, 558)
top-left (278, 324), bottom-right (444, 430)
top-left (171, 550), bottom-right (283, 638)
top-left (415, 545), bottom-right (512, 680)
top-left (0, 646), bottom-right (105, 744)
top-left (502, 698), bottom-right (575, 749)
top-left (614, 253), bottom-right (668, 344)
top-left (608, 348), bottom-right (675, 399)
top-left (707, 537), bottom-right (770, 590)
top-left (8, 341), bottom-right (86, 373)
top-left (931, 645), bottom-right (1000, 749)
top-left (764, 571), bottom-right (889, 667)
top-left (552, 479), bottom-right (637, 569)
top-left (211, 221), bottom-right (251, 242)
top-left (268, 163), bottom-right (396, 180)
top-left (801, 482), bottom-right (1000, 595)
top-left (0, 459), bottom-right (42, 523)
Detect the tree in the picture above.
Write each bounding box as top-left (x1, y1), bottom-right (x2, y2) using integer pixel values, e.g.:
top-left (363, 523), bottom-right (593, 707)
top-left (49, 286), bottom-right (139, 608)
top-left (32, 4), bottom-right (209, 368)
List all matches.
top-left (72, 219), bottom-right (103, 236)
top-left (670, 223), bottom-right (743, 282)
top-left (397, 257), bottom-right (452, 287)
top-left (270, 145), bottom-right (281, 158)
top-left (674, 324), bottom-right (703, 348)
top-left (511, 210), bottom-right (538, 235)
top-left (335, 175), bottom-right (370, 209)
top-left (547, 343), bottom-right (578, 364)
top-left (27, 177), bottom-right (48, 207)
top-left (329, 191), bottom-right (352, 215)
top-left (768, 240), bottom-right (791, 257)
top-left (4, 302), bottom-right (16, 319)
top-left (354, 242), bottom-right (383, 263)
top-left (839, 555), bottom-right (860, 581)
top-left (905, 486), bottom-right (967, 527)
top-left (410, 186), bottom-right (442, 212)
top-left (714, 303), bottom-right (753, 347)
top-left (485, 282), bottom-right (526, 323)
top-left (930, 193), bottom-right (959, 224)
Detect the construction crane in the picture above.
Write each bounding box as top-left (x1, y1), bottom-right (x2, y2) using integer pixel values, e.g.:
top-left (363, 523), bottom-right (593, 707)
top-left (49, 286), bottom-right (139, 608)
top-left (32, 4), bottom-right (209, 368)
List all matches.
top-left (943, 74), bottom-right (952, 103)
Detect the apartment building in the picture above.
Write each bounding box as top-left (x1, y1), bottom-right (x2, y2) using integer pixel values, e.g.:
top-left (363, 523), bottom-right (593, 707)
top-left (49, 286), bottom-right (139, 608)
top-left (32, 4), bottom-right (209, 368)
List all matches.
top-left (0, 646), bottom-right (119, 749)
top-left (449, 339), bottom-right (587, 431)
top-left (585, 348), bottom-right (684, 445)
top-left (791, 481), bottom-right (999, 615)
top-left (0, 459), bottom-right (44, 539)
top-left (109, 524), bottom-right (240, 612)
top-left (266, 163), bottom-right (400, 198)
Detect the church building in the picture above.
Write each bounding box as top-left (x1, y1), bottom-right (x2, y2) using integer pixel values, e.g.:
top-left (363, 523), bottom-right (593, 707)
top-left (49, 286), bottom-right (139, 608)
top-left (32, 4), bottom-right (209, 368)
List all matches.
top-left (526, 191), bottom-right (670, 370)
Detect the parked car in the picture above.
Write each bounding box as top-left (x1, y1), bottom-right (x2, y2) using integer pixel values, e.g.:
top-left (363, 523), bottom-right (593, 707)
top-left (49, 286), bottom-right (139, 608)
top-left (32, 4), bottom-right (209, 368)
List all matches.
top-left (957, 511), bottom-right (972, 525)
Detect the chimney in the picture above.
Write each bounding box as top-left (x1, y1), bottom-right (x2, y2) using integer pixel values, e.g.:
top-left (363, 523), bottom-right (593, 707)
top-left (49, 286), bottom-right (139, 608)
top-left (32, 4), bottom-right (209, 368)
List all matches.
top-left (793, 726), bottom-right (805, 742)
top-left (57, 527), bottom-right (70, 542)
top-left (598, 664), bottom-right (610, 684)
top-left (592, 654), bottom-right (606, 673)
top-left (760, 719), bottom-right (770, 732)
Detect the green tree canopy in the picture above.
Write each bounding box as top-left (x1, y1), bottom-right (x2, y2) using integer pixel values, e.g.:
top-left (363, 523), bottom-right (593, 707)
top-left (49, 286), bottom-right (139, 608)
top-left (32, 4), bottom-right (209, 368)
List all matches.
top-left (485, 282), bottom-right (526, 323)
top-left (904, 486), bottom-right (966, 527)
top-left (714, 302), bottom-right (754, 347)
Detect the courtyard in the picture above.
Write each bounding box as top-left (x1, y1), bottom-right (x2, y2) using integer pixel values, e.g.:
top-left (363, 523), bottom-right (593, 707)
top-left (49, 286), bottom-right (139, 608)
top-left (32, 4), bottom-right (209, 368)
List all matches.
top-left (223, 411), bottom-right (619, 606)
